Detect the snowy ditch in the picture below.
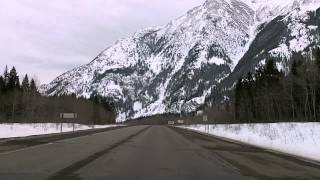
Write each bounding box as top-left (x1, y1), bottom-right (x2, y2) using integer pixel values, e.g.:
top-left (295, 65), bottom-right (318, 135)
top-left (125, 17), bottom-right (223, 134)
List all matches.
top-left (179, 123), bottom-right (320, 162)
top-left (0, 123), bottom-right (123, 139)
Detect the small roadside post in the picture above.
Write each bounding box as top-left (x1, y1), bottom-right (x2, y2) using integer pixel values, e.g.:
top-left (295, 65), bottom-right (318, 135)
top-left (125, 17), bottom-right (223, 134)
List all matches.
top-left (203, 115), bottom-right (208, 122)
top-left (59, 113), bottom-right (63, 133)
top-left (203, 115), bottom-right (209, 133)
top-left (60, 113), bottom-right (78, 133)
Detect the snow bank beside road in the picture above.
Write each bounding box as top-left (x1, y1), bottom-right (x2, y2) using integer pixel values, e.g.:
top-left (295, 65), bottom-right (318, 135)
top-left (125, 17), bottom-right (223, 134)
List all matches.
top-left (0, 123), bottom-right (122, 139)
top-left (179, 123), bottom-right (320, 162)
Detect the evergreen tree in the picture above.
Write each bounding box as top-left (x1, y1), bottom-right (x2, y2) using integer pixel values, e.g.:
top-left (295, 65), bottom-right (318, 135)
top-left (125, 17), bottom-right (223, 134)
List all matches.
top-left (21, 74), bottom-right (30, 92)
top-left (264, 59), bottom-right (281, 80)
top-left (0, 76), bottom-right (4, 92)
top-left (3, 65), bottom-right (9, 90)
top-left (314, 47), bottom-right (320, 70)
top-left (245, 72), bottom-right (256, 121)
top-left (3, 65), bottom-right (8, 80)
top-left (30, 79), bottom-right (37, 93)
top-left (291, 59), bottom-right (299, 76)
top-left (0, 65), bottom-right (115, 124)
top-left (7, 67), bottom-right (19, 90)
top-left (16, 78), bottom-right (20, 90)
top-left (234, 77), bottom-right (243, 121)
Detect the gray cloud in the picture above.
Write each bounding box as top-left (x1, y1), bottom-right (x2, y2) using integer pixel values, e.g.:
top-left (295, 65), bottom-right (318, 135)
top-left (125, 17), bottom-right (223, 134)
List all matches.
top-left (0, 0), bottom-right (202, 83)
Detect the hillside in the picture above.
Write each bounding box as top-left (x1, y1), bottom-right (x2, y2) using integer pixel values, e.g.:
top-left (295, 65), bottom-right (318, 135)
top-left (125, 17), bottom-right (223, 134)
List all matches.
top-left (41, 0), bottom-right (320, 121)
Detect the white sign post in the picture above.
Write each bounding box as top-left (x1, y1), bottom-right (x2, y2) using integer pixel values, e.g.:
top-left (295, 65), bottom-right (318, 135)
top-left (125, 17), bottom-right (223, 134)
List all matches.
top-left (203, 115), bottom-right (209, 133)
top-left (60, 113), bottom-right (78, 133)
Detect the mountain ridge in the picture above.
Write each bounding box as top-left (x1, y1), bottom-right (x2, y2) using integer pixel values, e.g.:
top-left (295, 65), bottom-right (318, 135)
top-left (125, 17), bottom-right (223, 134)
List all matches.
top-left (41, 0), bottom-right (320, 121)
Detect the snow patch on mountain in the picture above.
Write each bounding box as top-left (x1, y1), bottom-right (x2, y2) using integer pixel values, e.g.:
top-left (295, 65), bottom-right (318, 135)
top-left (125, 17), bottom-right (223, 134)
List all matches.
top-left (268, 4), bottom-right (320, 61)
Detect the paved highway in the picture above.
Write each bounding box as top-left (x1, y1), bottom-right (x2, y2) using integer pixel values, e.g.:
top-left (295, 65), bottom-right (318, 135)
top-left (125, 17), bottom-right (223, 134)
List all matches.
top-left (0, 125), bottom-right (319, 180)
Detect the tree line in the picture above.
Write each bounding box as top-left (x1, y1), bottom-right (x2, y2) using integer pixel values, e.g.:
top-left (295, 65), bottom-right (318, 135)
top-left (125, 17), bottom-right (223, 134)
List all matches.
top-left (234, 48), bottom-right (320, 123)
top-left (0, 66), bottom-right (115, 124)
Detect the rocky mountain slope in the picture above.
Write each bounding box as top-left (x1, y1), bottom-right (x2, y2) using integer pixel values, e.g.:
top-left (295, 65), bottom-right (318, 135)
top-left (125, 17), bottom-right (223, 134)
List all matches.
top-left (225, 2), bottom-right (320, 87)
top-left (41, 0), bottom-right (320, 121)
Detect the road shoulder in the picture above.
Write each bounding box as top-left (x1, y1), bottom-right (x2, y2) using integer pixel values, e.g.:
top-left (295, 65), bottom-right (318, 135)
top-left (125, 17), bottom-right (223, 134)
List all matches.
top-left (0, 125), bottom-right (127, 153)
top-left (172, 126), bottom-right (320, 180)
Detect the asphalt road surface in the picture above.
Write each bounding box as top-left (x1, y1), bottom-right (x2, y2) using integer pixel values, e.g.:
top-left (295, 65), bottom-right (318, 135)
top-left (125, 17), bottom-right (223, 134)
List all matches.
top-left (0, 125), bottom-right (319, 180)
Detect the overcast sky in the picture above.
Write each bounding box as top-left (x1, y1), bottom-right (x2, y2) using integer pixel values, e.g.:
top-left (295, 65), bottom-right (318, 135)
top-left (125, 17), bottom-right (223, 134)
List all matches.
top-left (0, 0), bottom-right (202, 84)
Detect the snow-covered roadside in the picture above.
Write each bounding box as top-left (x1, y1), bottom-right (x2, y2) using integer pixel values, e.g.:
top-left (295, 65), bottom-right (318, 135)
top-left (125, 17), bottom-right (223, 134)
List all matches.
top-left (179, 123), bottom-right (320, 162)
top-left (0, 123), bottom-right (123, 139)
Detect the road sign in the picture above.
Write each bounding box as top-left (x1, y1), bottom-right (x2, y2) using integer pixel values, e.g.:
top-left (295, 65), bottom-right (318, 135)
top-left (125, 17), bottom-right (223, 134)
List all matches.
top-left (196, 110), bottom-right (204, 116)
top-left (203, 115), bottom-right (208, 122)
top-left (60, 113), bottom-right (78, 133)
top-left (60, 113), bottom-right (77, 119)
top-left (168, 121), bottom-right (175, 125)
top-left (177, 120), bottom-right (184, 124)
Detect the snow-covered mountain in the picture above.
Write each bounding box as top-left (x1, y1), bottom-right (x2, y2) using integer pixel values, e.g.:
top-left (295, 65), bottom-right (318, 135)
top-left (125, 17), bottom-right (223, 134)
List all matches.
top-left (224, 0), bottom-right (320, 87)
top-left (41, 0), bottom-right (320, 121)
